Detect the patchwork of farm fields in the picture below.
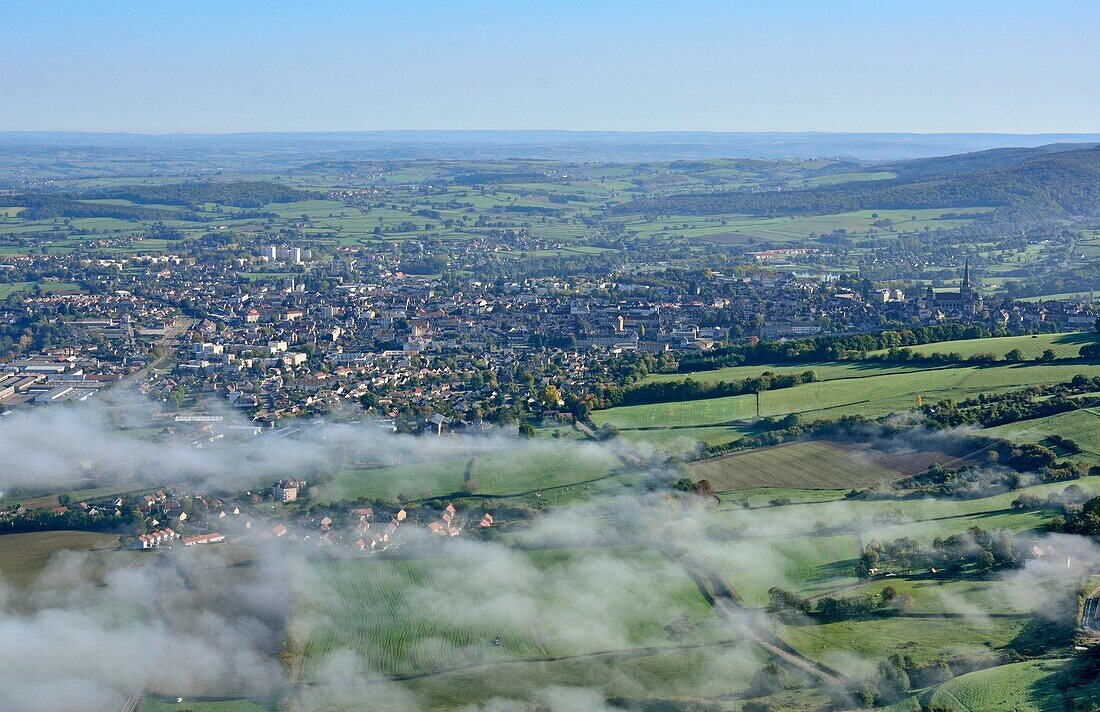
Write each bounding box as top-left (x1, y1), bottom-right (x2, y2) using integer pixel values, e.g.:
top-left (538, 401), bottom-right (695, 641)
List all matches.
top-left (776, 561), bottom-right (1079, 682)
top-left (593, 361), bottom-right (1100, 430)
top-left (688, 440), bottom-right (968, 491)
top-left (622, 208), bottom-right (991, 244)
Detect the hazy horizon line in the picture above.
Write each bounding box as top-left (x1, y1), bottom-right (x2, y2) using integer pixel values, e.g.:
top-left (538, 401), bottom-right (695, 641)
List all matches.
top-left (3, 129), bottom-right (1100, 138)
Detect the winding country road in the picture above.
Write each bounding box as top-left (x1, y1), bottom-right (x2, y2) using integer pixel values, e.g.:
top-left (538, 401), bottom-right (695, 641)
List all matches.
top-left (1082, 585), bottom-right (1100, 634)
top-left (665, 547), bottom-right (847, 687)
top-left (575, 418), bottom-right (849, 687)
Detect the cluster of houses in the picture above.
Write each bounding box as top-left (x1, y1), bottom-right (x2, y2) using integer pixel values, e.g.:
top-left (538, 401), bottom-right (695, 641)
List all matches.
top-left (135, 529), bottom-right (226, 549)
top-left (256, 499), bottom-right (494, 553)
top-left (134, 528), bottom-right (179, 549)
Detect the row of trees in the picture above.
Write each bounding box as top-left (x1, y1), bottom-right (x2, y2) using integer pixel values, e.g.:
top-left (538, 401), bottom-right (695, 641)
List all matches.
top-left (866, 343), bottom-right (1091, 366)
top-left (1, 507), bottom-right (135, 535)
top-left (676, 322), bottom-right (1016, 373)
top-left (766, 585), bottom-right (913, 621)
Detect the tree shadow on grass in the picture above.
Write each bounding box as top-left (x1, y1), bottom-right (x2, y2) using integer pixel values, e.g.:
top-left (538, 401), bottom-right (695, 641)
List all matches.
top-left (1029, 654), bottom-right (1100, 712)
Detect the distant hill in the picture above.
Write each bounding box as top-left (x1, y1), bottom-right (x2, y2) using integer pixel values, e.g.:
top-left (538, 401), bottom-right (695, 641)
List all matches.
top-left (87, 181), bottom-right (311, 209)
top-left (12, 181), bottom-right (312, 221)
top-left (618, 145), bottom-right (1100, 220)
top-left (881, 143), bottom-right (1099, 182)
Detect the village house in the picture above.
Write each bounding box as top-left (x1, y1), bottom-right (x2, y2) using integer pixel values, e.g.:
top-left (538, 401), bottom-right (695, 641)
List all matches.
top-left (273, 478), bottom-right (307, 503)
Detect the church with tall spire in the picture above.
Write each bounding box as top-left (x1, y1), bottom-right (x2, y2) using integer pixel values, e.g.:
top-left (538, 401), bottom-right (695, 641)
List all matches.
top-left (925, 259), bottom-right (982, 315)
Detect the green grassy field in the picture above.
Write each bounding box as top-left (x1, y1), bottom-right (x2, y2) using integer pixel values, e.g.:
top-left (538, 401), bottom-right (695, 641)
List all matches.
top-left (1018, 291), bottom-right (1100, 303)
top-left (803, 171), bottom-right (898, 187)
top-left (721, 487), bottom-right (850, 508)
top-left (778, 565), bottom-right (1064, 679)
top-left (317, 444), bottom-right (627, 503)
top-left (926, 659), bottom-right (1071, 711)
top-left (397, 640), bottom-right (769, 709)
top-left (868, 331), bottom-right (1098, 360)
top-left (0, 280), bottom-right (82, 298)
top-left (141, 699), bottom-right (274, 712)
top-left (681, 467), bottom-right (1100, 624)
top-left (616, 423), bottom-right (755, 455)
top-left (593, 362), bottom-right (1100, 429)
top-left (783, 615), bottom-right (1030, 679)
top-left (622, 207), bottom-right (992, 245)
top-left (698, 532), bottom-right (862, 605)
top-left (642, 360), bottom-right (924, 386)
top-left (984, 406), bottom-right (1100, 465)
top-left (294, 547), bottom-right (723, 679)
top-left (0, 530), bottom-right (120, 587)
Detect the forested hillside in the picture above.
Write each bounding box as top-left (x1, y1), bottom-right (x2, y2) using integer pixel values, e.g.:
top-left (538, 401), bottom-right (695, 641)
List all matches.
top-left (619, 145), bottom-right (1100, 220)
top-left (89, 181), bottom-right (310, 209)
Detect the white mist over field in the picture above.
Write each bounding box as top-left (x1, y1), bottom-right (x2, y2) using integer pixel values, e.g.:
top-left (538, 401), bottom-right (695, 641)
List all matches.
top-left (0, 394), bottom-right (611, 495)
top-left (0, 398), bottom-right (1096, 710)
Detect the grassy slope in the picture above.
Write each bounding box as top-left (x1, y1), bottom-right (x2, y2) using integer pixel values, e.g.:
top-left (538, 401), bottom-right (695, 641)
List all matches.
top-left (593, 362), bottom-right (1100, 429)
top-left (984, 407), bottom-right (1100, 465)
top-left (927, 659), bottom-right (1069, 711)
top-left (868, 332), bottom-right (1097, 360)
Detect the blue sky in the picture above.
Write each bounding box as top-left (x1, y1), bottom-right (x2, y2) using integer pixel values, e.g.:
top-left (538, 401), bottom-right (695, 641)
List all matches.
top-left (0, 0), bottom-right (1097, 133)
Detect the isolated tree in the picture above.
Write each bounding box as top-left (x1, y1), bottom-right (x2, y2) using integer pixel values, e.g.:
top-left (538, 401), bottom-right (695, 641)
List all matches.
top-left (692, 479), bottom-right (716, 498)
top-left (540, 384), bottom-right (561, 409)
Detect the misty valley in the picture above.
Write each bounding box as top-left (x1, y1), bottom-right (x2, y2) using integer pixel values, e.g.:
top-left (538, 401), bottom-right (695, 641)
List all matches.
top-left (2, 133), bottom-right (1100, 712)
